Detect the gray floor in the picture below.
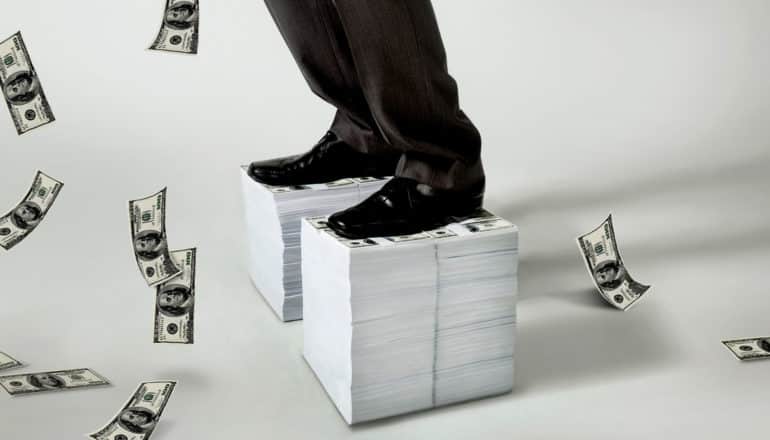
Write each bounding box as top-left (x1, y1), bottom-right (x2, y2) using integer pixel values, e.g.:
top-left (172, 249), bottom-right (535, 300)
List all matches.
top-left (1, 1), bottom-right (769, 439)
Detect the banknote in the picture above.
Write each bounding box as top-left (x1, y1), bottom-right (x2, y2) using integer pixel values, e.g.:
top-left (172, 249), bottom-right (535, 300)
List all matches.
top-left (0, 351), bottom-right (21, 371)
top-left (0, 368), bottom-right (109, 396)
top-left (267, 184), bottom-right (310, 194)
top-left (154, 248), bottom-right (196, 344)
top-left (0, 171), bottom-right (63, 250)
top-left (129, 188), bottom-right (181, 287)
top-left (426, 227), bottom-right (457, 239)
top-left (306, 216), bottom-right (330, 230)
top-left (577, 215), bottom-right (650, 311)
top-left (722, 337), bottom-right (770, 361)
top-left (0, 32), bottom-right (55, 134)
top-left (351, 177), bottom-right (388, 184)
top-left (89, 381), bottom-right (177, 440)
top-left (149, 0), bottom-right (199, 54)
top-left (459, 217), bottom-right (514, 234)
top-left (384, 232), bottom-right (432, 243)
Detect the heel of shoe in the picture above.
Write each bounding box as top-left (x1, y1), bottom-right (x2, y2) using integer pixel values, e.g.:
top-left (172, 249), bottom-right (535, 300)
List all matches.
top-left (444, 193), bottom-right (485, 224)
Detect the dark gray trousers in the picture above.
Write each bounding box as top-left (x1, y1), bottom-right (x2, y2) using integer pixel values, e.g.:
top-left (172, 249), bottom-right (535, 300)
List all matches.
top-left (264, 0), bottom-right (484, 190)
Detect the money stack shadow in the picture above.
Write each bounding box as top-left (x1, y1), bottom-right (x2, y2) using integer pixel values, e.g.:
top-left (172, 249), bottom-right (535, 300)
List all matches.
top-left (484, 153), bottom-right (770, 392)
top-left (493, 152), bottom-right (770, 280)
top-left (514, 306), bottom-right (677, 393)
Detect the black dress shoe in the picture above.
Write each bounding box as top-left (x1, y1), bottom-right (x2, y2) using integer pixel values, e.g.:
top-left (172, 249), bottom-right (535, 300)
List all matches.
top-left (327, 177), bottom-right (485, 239)
top-left (248, 132), bottom-right (400, 186)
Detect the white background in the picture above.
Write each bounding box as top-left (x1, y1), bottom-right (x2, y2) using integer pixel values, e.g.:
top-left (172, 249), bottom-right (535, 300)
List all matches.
top-left (1, 1), bottom-right (770, 438)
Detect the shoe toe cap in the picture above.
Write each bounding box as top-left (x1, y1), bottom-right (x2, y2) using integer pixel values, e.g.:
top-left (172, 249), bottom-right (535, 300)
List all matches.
top-left (326, 211), bottom-right (349, 230)
top-left (248, 160), bottom-right (285, 182)
top-left (327, 210), bottom-right (367, 239)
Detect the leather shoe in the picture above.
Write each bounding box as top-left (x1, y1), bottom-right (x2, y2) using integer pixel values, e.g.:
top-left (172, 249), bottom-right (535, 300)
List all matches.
top-left (248, 132), bottom-right (400, 185)
top-left (327, 177), bottom-right (485, 239)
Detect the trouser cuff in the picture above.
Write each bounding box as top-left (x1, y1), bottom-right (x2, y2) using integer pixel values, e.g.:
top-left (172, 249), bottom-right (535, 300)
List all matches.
top-left (395, 153), bottom-right (485, 191)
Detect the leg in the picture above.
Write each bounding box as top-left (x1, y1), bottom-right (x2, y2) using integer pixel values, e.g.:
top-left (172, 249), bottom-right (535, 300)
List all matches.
top-left (263, 0), bottom-right (388, 153)
top-left (332, 0), bottom-right (484, 190)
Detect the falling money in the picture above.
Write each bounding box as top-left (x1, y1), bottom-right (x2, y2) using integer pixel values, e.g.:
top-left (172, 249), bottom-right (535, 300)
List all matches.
top-left (0, 171), bottom-right (63, 250)
top-left (154, 248), bottom-right (196, 344)
top-left (0, 368), bottom-right (109, 396)
top-left (129, 188), bottom-right (181, 287)
top-left (0, 32), bottom-right (55, 134)
top-left (149, 0), bottom-right (199, 54)
top-left (722, 337), bottom-right (770, 361)
top-left (577, 215), bottom-right (651, 311)
top-left (0, 351), bottom-right (21, 371)
top-left (89, 381), bottom-right (177, 440)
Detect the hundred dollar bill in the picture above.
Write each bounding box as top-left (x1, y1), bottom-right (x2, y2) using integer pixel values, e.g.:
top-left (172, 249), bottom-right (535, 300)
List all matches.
top-left (154, 248), bottom-right (196, 344)
top-left (577, 215), bottom-right (650, 311)
top-left (129, 188), bottom-right (181, 287)
top-left (0, 171), bottom-right (63, 250)
top-left (89, 381), bottom-right (177, 440)
top-left (0, 32), bottom-right (55, 134)
top-left (722, 337), bottom-right (770, 361)
top-left (0, 368), bottom-right (109, 396)
top-left (149, 0), bottom-right (199, 54)
top-left (0, 351), bottom-right (22, 371)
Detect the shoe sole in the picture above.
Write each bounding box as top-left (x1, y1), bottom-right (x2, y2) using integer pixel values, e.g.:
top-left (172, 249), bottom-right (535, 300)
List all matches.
top-left (330, 195), bottom-right (485, 239)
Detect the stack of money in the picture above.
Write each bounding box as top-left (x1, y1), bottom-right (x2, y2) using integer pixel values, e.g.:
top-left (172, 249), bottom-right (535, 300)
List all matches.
top-left (239, 166), bottom-right (388, 321)
top-left (301, 211), bottom-right (518, 424)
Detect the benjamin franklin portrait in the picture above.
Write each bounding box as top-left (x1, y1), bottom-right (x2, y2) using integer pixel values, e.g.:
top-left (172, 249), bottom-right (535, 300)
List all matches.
top-left (165, 2), bottom-right (198, 30)
top-left (593, 259), bottom-right (626, 290)
top-left (118, 407), bottom-right (157, 434)
top-left (134, 230), bottom-right (166, 261)
top-left (3, 71), bottom-right (39, 105)
top-left (27, 373), bottom-right (65, 390)
top-left (157, 284), bottom-right (193, 316)
top-left (11, 201), bottom-right (43, 230)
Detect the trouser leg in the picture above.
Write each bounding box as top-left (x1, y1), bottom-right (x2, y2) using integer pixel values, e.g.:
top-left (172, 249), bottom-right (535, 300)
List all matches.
top-left (263, 0), bottom-right (388, 154)
top-left (331, 0), bottom-right (484, 190)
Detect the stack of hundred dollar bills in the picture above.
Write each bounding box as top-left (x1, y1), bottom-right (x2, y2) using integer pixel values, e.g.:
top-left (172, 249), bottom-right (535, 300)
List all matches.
top-left (301, 211), bottom-right (518, 424)
top-left (240, 166), bottom-right (388, 321)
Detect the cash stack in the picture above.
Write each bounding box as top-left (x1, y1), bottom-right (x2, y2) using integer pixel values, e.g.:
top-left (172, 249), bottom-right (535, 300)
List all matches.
top-left (301, 212), bottom-right (518, 424)
top-left (240, 166), bottom-right (388, 321)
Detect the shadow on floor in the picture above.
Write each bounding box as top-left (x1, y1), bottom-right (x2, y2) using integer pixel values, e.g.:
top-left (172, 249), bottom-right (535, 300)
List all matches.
top-left (494, 151), bottom-right (770, 222)
top-left (490, 152), bottom-right (770, 302)
top-left (513, 302), bottom-right (677, 394)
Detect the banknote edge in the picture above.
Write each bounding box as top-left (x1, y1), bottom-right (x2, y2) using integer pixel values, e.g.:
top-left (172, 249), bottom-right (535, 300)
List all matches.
top-left (0, 351), bottom-right (22, 371)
